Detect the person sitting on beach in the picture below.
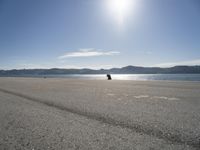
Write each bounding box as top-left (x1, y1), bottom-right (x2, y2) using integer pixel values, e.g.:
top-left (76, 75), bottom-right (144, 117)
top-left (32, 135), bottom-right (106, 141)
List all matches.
top-left (107, 74), bottom-right (112, 80)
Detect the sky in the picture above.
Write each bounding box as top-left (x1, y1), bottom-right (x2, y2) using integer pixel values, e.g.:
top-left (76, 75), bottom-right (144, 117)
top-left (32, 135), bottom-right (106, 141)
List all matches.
top-left (0, 0), bottom-right (200, 69)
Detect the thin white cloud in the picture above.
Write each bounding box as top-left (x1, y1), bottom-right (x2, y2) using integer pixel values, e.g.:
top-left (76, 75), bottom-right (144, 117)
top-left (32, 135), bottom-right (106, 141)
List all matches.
top-left (55, 64), bottom-right (117, 69)
top-left (58, 48), bottom-right (120, 59)
top-left (154, 59), bottom-right (200, 67)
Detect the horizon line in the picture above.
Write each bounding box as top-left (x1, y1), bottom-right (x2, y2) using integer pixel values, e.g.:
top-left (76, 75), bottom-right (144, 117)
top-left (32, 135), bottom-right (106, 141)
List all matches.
top-left (1, 65), bottom-right (200, 71)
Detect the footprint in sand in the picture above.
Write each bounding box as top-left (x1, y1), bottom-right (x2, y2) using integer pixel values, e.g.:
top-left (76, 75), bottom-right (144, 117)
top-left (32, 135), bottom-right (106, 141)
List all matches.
top-left (152, 96), bottom-right (180, 101)
top-left (134, 95), bottom-right (149, 99)
top-left (107, 93), bottom-right (115, 96)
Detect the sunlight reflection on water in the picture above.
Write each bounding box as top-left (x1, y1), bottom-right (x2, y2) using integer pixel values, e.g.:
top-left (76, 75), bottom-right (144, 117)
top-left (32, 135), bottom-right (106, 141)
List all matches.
top-left (44, 74), bottom-right (200, 81)
top-left (111, 74), bottom-right (145, 80)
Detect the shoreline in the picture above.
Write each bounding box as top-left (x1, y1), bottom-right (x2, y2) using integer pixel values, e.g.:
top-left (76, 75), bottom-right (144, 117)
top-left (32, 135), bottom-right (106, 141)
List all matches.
top-left (1, 76), bottom-right (200, 83)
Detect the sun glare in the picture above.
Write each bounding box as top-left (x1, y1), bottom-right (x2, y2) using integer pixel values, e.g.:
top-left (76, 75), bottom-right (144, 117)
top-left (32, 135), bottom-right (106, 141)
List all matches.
top-left (106, 0), bottom-right (135, 25)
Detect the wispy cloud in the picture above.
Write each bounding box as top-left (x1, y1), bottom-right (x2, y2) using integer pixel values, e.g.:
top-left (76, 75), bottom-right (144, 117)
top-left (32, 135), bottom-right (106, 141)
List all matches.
top-left (55, 64), bottom-right (117, 69)
top-left (154, 59), bottom-right (200, 67)
top-left (58, 48), bottom-right (120, 59)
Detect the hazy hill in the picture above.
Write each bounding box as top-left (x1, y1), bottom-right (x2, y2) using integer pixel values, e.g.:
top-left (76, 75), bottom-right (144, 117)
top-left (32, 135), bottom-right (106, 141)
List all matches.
top-left (0, 66), bottom-right (200, 76)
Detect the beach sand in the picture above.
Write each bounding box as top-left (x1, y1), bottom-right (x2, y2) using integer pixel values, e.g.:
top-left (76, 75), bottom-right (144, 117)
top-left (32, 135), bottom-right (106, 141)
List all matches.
top-left (0, 77), bottom-right (200, 149)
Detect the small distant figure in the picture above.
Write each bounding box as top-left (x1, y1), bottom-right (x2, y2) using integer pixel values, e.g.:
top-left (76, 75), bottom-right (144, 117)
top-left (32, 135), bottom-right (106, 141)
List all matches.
top-left (107, 74), bottom-right (112, 80)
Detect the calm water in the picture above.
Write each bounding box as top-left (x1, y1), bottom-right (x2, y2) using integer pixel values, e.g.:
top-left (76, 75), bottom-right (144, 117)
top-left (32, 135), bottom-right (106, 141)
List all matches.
top-left (38, 74), bottom-right (200, 81)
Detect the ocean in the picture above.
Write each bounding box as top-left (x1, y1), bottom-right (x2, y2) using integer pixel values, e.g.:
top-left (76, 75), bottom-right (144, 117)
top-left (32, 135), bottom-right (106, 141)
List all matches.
top-left (20, 74), bottom-right (200, 81)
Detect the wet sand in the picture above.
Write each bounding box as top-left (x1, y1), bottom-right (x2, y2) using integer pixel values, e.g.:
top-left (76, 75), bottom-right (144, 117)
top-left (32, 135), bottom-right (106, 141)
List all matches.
top-left (0, 77), bottom-right (200, 149)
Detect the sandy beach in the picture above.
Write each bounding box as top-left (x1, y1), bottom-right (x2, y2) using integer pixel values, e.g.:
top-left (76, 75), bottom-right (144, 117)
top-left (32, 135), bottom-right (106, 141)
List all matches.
top-left (0, 77), bottom-right (200, 149)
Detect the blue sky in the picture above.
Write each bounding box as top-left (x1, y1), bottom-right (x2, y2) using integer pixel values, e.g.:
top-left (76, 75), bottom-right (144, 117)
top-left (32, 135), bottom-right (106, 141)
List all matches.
top-left (0, 0), bottom-right (200, 69)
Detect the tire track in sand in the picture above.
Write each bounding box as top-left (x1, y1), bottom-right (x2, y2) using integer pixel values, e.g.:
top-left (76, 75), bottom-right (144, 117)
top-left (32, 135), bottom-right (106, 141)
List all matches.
top-left (0, 87), bottom-right (199, 149)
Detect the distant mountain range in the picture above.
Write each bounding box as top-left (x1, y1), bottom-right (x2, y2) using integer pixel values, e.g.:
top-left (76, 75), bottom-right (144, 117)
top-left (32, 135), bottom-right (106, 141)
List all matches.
top-left (0, 66), bottom-right (200, 76)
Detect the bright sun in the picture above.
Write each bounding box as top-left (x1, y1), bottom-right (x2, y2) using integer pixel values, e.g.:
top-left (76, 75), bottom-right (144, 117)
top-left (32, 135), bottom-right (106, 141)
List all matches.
top-left (106, 0), bottom-right (134, 25)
